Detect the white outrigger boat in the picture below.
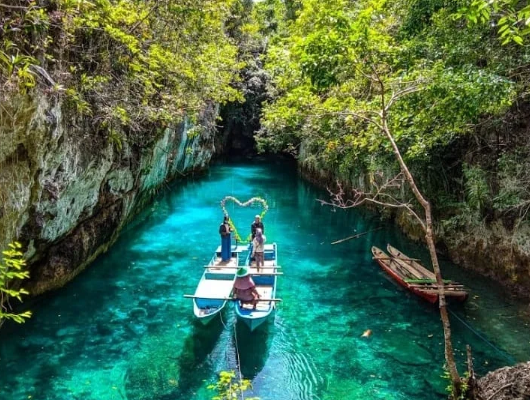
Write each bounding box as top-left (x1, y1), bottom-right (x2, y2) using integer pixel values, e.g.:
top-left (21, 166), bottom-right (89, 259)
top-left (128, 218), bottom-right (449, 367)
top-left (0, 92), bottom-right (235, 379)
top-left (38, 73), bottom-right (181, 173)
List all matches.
top-left (234, 243), bottom-right (279, 331)
top-left (190, 249), bottom-right (238, 325)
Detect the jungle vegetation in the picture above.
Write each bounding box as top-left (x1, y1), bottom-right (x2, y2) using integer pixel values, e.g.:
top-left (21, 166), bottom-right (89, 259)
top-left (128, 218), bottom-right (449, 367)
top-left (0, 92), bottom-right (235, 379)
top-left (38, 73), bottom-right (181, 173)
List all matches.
top-left (6, 1), bottom-right (528, 233)
top-left (252, 0), bottom-right (530, 397)
top-left (1, 0), bottom-right (246, 148)
top-left (256, 0), bottom-right (530, 247)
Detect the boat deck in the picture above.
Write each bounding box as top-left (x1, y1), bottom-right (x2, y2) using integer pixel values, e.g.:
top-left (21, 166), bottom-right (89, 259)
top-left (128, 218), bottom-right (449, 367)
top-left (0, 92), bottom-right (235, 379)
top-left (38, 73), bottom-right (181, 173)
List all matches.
top-left (372, 245), bottom-right (469, 303)
top-left (195, 278), bottom-right (234, 299)
top-left (215, 243), bottom-right (276, 254)
top-left (240, 285), bottom-right (274, 311)
top-left (195, 256), bottom-right (237, 301)
top-left (206, 256), bottom-right (238, 273)
top-left (247, 258), bottom-right (276, 273)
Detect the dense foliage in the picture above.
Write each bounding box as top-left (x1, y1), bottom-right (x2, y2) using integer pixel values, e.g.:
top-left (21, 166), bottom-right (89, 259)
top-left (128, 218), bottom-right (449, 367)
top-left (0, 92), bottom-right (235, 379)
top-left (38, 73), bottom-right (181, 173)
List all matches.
top-left (257, 0), bottom-right (530, 232)
top-left (457, 0), bottom-right (530, 45)
top-left (3, 0), bottom-right (530, 249)
top-left (1, 0), bottom-right (245, 147)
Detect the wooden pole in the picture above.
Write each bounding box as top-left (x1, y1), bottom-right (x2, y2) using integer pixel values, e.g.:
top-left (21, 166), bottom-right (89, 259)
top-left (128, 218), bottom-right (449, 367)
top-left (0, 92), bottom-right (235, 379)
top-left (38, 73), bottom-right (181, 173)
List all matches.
top-left (331, 227), bottom-right (383, 244)
top-left (408, 284), bottom-right (465, 289)
top-left (204, 265), bottom-right (281, 269)
top-left (183, 294), bottom-right (282, 302)
top-left (404, 278), bottom-right (459, 284)
top-left (251, 272), bottom-right (283, 276)
top-left (374, 256), bottom-right (422, 262)
top-left (408, 285), bottom-right (466, 290)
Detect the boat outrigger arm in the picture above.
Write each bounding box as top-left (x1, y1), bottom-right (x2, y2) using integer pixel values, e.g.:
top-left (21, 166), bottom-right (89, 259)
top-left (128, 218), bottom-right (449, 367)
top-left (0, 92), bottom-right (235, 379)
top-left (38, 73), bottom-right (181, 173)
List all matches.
top-left (183, 294), bottom-right (282, 302)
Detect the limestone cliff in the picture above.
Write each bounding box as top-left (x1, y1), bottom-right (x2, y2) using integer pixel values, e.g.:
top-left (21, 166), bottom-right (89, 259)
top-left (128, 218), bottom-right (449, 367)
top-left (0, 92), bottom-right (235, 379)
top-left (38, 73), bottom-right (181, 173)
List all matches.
top-left (0, 94), bottom-right (218, 295)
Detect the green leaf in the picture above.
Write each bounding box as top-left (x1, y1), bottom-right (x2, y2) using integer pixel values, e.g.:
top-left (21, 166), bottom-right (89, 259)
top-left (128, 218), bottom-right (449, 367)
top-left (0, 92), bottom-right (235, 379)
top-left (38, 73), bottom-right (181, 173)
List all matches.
top-left (0, 242), bottom-right (31, 325)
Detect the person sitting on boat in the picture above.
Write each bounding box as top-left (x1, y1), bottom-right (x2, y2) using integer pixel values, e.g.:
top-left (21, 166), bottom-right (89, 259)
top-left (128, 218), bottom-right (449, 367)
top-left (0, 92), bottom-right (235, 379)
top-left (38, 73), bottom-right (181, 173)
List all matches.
top-left (233, 267), bottom-right (260, 309)
top-left (251, 228), bottom-right (266, 271)
top-left (250, 215), bottom-right (264, 240)
top-left (219, 215), bottom-right (232, 262)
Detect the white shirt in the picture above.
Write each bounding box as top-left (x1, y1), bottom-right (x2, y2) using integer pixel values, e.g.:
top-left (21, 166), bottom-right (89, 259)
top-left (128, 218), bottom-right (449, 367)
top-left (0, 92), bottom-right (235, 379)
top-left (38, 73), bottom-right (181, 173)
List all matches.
top-left (252, 236), bottom-right (266, 253)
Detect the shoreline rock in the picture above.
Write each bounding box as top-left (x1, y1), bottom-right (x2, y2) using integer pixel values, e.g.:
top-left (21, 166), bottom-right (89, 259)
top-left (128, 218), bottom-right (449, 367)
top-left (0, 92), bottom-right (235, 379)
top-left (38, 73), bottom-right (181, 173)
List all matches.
top-left (477, 362), bottom-right (530, 400)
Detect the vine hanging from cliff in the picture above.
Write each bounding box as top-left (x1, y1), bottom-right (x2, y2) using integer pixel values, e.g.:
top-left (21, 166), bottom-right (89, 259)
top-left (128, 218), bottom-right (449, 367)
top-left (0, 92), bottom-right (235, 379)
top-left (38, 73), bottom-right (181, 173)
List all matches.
top-left (0, 242), bottom-right (31, 327)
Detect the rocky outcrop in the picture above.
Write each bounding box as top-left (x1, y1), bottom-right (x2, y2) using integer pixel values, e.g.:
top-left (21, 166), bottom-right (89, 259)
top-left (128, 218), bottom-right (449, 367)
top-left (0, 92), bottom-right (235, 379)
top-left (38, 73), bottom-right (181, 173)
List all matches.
top-left (443, 222), bottom-right (530, 301)
top-left (477, 362), bottom-right (530, 400)
top-left (0, 93), bottom-right (217, 294)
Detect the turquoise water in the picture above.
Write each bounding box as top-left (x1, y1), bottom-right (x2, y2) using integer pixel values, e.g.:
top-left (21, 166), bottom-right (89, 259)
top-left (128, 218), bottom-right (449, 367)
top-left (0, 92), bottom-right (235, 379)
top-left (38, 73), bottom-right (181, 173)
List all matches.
top-left (1, 160), bottom-right (529, 400)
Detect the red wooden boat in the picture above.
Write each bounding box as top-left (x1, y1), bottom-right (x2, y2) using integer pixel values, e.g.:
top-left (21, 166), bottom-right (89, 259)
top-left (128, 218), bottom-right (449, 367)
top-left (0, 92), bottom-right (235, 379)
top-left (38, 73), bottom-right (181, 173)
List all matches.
top-left (371, 245), bottom-right (468, 304)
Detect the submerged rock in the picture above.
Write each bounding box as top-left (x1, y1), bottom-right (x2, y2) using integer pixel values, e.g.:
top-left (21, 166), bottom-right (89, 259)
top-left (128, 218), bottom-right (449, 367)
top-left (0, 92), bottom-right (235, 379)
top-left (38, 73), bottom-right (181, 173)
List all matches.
top-left (385, 340), bottom-right (432, 366)
top-left (477, 362), bottom-right (530, 400)
top-left (128, 307), bottom-right (148, 319)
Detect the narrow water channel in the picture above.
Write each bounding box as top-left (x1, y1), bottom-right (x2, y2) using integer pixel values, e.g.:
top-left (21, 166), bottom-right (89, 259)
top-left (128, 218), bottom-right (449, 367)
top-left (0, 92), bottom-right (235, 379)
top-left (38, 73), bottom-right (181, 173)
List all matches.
top-left (1, 160), bottom-right (529, 400)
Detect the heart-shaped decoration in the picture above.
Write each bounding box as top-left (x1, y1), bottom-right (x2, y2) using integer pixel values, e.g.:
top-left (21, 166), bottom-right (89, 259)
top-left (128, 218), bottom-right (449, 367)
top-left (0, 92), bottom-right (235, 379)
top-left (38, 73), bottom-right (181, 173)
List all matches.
top-left (220, 196), bottom-right (268, 242)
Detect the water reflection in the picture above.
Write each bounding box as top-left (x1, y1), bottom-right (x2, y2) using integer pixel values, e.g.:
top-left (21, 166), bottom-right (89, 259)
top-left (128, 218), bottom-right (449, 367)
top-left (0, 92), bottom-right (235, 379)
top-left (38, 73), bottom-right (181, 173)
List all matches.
top-left (234, 319), bottom-right (272, 379)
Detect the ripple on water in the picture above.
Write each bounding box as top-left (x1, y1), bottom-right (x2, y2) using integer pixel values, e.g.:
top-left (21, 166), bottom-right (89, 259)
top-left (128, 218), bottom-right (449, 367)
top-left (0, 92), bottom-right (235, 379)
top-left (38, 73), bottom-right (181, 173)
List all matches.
top-left (0, 161), bottom-right (529, 400)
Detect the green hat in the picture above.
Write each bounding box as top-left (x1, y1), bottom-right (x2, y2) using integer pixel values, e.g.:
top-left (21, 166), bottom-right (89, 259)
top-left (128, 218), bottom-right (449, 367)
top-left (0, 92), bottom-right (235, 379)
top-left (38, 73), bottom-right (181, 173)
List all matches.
top-left (236, 267), bottom-right (250, 278)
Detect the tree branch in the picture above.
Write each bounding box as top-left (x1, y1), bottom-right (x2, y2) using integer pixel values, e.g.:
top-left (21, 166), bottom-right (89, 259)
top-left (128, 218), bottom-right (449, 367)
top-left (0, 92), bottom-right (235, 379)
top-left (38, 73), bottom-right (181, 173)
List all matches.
top-left (386, 85), bottom-right (422, 111)
top-left (0, 3), bottom-right (27, 9)
top-left (485, 382), bottom-right (514, 400)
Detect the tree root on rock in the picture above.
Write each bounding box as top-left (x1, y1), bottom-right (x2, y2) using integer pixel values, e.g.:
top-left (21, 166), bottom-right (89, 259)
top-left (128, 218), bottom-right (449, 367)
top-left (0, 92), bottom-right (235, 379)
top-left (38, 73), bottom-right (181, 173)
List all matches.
top-left (477, 362), bottom-right (530, 400)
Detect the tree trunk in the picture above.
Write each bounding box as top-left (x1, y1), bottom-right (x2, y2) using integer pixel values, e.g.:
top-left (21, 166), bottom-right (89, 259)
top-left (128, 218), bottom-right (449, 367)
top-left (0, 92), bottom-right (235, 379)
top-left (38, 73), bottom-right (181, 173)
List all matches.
top-left (382, 118), bottom-right (462, 398)
top-left (466, 345), bottom-right (478, 399)
top-left (426, 224), bottom-right (462, 398)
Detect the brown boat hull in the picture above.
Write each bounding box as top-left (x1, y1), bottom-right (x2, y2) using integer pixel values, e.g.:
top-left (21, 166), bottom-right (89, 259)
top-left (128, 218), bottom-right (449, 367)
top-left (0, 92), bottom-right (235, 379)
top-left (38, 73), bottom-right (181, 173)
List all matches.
top-left (372, 246), bottom-right (468, 304)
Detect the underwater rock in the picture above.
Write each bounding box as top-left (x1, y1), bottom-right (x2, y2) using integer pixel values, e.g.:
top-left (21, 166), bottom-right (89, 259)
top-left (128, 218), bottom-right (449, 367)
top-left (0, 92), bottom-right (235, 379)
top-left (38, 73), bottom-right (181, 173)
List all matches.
top-left (423, 368), bottom-right (448, 397)
top-left (321, 377), bottom-right (398, 400)
top-left (128, 307), bottom-right (148, 319)
top-left (147, 298), bottom-right (165, 310)
top-left (127, 322), bottom-right (148, 337)
top-left (124, 332), bottom-right (182, 400)
top-left (384, 338), bottom-right (432, 366)
top-left (55, 326), bottom-right (80, 338)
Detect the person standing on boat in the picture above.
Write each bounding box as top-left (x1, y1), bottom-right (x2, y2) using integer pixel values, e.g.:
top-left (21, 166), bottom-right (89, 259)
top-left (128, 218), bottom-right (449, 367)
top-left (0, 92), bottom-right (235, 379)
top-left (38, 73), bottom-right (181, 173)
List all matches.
top-left (219, 215), bottom-right (232, 262)
top-left (251, 228), bottom-right (266, 271)
top-left (233, 267), bottom-right (260, 309)
top-left (251, 215), bottom-right (264, 240)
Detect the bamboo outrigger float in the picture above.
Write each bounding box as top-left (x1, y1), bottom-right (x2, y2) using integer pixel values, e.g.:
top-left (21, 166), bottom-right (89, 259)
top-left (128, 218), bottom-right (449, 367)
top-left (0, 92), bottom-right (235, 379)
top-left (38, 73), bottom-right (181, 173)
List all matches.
top-left (371, 245), bottom-right (469, 304)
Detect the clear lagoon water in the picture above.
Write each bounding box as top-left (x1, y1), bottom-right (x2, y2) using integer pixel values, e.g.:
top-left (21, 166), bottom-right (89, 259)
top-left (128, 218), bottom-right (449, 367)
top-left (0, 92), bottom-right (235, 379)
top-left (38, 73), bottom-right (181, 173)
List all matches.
top-left (1, 160), bottom-right (529, 400)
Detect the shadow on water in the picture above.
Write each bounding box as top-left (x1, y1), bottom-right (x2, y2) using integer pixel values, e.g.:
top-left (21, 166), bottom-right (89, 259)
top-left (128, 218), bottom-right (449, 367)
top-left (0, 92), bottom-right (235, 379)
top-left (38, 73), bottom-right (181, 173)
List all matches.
top-left (234, 319), bottom-right (272, 380)
top-left (171, 318), bottom-right (226, 399)
top-left (124, 316), bottom-right (225, 400)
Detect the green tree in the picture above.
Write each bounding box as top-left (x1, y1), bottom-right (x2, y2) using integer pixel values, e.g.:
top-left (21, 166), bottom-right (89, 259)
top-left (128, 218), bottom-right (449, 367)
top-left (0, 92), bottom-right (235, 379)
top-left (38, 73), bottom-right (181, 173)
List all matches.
top-left (456, 0), bottom-right (530, 44)
top-left (1, 0), bottom-right (246, 146)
